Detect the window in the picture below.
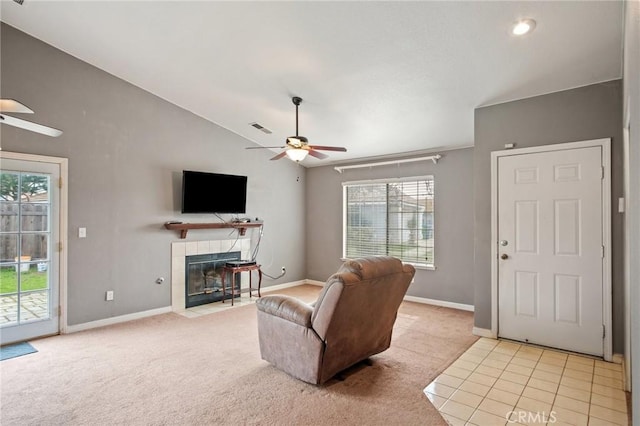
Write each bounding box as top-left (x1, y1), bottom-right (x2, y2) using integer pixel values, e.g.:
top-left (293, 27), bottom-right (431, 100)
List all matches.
top-left (343, 176), bottom-right (434, 268)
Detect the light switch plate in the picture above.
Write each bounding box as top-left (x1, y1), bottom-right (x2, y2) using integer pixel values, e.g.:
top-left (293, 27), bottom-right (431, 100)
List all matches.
top-left (79, 227), bottom-right (87, 238)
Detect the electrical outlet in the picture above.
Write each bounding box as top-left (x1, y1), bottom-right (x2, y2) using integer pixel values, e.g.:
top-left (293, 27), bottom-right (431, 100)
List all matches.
top-left (79, 227), bottom-right (87, 238)
top-left (105, 290), bottom-right (114, 301)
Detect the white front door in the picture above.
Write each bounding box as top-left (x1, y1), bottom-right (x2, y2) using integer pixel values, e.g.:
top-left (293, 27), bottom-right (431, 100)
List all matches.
top-left (497, 145), bottom-right (605, 356)
top-left (1, 157), bottom-right (62, 344)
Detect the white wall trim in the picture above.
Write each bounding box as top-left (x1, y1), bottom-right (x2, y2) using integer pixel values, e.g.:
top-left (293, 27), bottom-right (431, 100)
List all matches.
top-left (64, 306), bottom-right (172, 334)
top-left (478, 78), bottom-right (622, 109)
top-left (403, 295), bottom-right (474, 312)
top-left (490, 138), bottom-right (613, 361)
top-left (472, 327), bottom-right (497, 338)
top-left (61, 279), bottom-right (482, 334)
top-left (260, 280), bottom-right (310, 293)
top-left (490, 152), bottom-right (499, 338)
top-left (612, 354), bottom-right (626, 391)
top-left (65, 280), bottom-right (311, 333)
top-left (622, 126), bottom-right (632, 391)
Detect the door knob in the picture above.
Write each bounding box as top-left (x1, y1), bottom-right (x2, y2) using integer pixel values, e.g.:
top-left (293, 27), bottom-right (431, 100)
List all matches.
top-left (501, 254), bottom-right (509, 260)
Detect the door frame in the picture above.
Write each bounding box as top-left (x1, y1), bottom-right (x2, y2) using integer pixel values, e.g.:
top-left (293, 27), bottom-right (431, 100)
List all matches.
top-left (490, 138), bottom-right (612, 361)
top-left (623, 119), bottom-right (631, 390)
top-left (0, 151), bottom-right (69, 337)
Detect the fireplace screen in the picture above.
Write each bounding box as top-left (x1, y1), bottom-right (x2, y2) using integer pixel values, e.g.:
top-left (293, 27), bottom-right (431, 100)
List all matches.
top-left (185, 251), bottom-right (241, 308)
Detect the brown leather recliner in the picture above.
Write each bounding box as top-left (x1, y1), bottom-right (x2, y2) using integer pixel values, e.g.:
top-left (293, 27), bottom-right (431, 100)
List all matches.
top-left (256, 256), bottom-right (416, 385)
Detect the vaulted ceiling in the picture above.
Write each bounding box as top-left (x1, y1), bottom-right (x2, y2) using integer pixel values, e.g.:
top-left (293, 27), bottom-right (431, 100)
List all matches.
top-left (1, 1), bottom-right (624, 166)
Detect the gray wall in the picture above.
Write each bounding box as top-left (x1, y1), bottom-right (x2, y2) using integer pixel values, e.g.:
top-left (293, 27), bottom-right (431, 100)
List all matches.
top-left (0, 24), bottom-right (307, 325)
top-left (474, 81), bottom-right (624, 353)
top-left (306, 147), bottom-right (474, 305)
top-left (623, 0), bottom-right (639, 414)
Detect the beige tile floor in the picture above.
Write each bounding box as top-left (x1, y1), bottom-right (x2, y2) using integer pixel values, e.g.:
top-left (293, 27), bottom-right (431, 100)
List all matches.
top-left (425, 338), bottom-right (629, 426)
top-left (176, 294), bottom-right (259, 318)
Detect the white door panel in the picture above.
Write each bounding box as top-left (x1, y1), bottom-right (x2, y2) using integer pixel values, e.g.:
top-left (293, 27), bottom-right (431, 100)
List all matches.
top-left (498, 146), bottom-right (604, 356)
top-left (1, 158), bottom-right (61, 344)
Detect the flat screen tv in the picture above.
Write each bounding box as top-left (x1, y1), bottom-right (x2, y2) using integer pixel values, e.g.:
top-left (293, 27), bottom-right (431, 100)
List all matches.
top-left (181, 170), bottom-right (247, 214)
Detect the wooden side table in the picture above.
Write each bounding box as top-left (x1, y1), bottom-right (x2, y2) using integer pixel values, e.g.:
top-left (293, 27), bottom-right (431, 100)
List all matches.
top-left (221, 264), bottom-right (262, 306)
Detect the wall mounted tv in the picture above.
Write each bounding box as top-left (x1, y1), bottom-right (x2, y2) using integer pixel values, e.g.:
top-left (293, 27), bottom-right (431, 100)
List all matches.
top-left (181, 170), bottom-right (247, 214)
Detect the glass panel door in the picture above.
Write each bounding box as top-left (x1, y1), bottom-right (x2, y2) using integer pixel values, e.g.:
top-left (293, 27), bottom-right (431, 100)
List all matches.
top-left (1, 159), bottom-right (60, 344)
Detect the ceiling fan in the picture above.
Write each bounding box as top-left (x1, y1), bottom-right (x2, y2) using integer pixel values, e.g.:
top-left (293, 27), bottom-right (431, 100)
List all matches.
top-left (247, 96), bottom-right (346, 161)
top-left (0, 99), bottom-right (63, 137)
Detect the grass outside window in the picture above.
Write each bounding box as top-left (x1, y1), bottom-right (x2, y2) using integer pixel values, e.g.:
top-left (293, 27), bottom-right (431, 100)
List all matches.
top-left (0, 267), bottom-right (48, 294)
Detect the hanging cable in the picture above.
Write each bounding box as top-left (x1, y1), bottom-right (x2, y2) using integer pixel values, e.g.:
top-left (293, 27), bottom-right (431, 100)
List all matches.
top-left (250, 223), bottom-right (285, 279)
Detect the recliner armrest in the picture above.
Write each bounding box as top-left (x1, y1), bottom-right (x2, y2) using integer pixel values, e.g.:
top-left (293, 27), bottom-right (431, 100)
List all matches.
top-left (256, 295), bottom-right (313, 327)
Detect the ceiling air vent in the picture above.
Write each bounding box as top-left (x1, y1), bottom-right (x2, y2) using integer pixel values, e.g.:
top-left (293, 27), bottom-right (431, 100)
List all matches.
top-left (249, 122), bottom-right (272, 134)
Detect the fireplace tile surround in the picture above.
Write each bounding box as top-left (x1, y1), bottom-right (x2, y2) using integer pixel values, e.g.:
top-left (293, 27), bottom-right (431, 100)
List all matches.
top-left (171, 238), bottom-right (252, 312)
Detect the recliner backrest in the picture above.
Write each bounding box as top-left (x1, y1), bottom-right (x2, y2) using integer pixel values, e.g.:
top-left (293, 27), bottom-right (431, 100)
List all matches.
top-left (310, 257), bottom-right (415, 379)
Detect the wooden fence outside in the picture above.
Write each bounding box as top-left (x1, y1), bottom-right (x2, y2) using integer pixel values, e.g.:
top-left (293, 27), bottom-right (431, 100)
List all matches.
top-left (0, 203), bottom-right (48, 262)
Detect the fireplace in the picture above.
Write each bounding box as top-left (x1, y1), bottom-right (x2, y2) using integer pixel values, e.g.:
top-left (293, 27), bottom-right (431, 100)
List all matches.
top-left (171, 238), bottom-right (252, 312)
top-left (185, 251), bottom-right (241, 308)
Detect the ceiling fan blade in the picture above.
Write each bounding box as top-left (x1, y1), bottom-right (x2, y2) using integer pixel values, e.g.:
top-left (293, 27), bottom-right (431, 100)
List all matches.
top-left (307, 145), bottom-right (347, 152)
top-left (0, 114), bottom-right (63, 137)
top-left (307, 149), bottom-right (328, 160)
top-left (246, 146), bottom-right (286, 150)
top-left (270, 151), bottom-right (287, 161)
top-left (0, 99), bottom-right (34, 114)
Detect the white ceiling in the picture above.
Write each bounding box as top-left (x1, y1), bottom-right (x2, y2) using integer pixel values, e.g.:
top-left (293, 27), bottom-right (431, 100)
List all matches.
top-left (1, 1), bottom-right (623, 166)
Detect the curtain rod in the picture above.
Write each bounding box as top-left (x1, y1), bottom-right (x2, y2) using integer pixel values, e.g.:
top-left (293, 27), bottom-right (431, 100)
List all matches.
top-left (334, 154), bottom-right (441, 173)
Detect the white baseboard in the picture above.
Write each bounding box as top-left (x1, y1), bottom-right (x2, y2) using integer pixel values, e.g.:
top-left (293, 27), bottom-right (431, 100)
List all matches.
top-left (62, 280), bottom-right (476, 334)
top-left (472, 327), bottom-right (497, 338)
top-left (403, 295), bottom-right (474, 312)
top-left (260, 280), bottom-right (309, 292)
top-left (64, 306), bottom-right (172, 334)
top-left (612, 353), bottom-right (624, 365)
top-left (611, 354), bottom-right (629, 391)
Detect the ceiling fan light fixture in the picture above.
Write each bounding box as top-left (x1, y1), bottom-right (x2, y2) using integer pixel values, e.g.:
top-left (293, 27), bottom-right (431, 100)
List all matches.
top-left (285, 148), bottom-right (309, 162)
top-left (247, 96), bottom-right (346, 162)
top-left (512, 18), bottom-right (536, 36)
top-left (0, 99), bottom-right (34, 114)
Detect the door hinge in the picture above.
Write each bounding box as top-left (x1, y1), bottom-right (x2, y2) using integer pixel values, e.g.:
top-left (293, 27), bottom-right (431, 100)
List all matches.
top-left (58, 242), bottom-right (63, 252)
top-left (601, 246), bottom-right (605, 258)
top-left (58, 177), bottom-right (63, 188)
top-left (58, 306), bottom-right (61, 317)
top-left (601, 166), bottom-right (605, 180)
top-left (603, 325), bottom-right (606, 339)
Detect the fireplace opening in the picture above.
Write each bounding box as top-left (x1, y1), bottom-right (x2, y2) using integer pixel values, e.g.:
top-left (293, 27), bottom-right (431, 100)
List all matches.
top-left (185, 251), bottom-right (241, 308)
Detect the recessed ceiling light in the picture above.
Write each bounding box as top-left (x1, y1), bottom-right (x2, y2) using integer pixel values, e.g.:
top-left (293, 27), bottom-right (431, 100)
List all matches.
top-left (512, 19), bottom-right (536, 36)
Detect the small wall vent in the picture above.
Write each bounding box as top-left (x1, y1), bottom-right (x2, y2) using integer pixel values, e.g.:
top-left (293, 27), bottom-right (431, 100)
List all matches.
top-left (249, 122), bottom-right (272, 134)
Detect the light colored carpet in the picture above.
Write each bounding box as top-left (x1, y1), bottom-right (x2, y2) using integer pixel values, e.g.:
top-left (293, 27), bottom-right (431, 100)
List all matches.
top-left (0, 285), bottom-right (477, 425)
